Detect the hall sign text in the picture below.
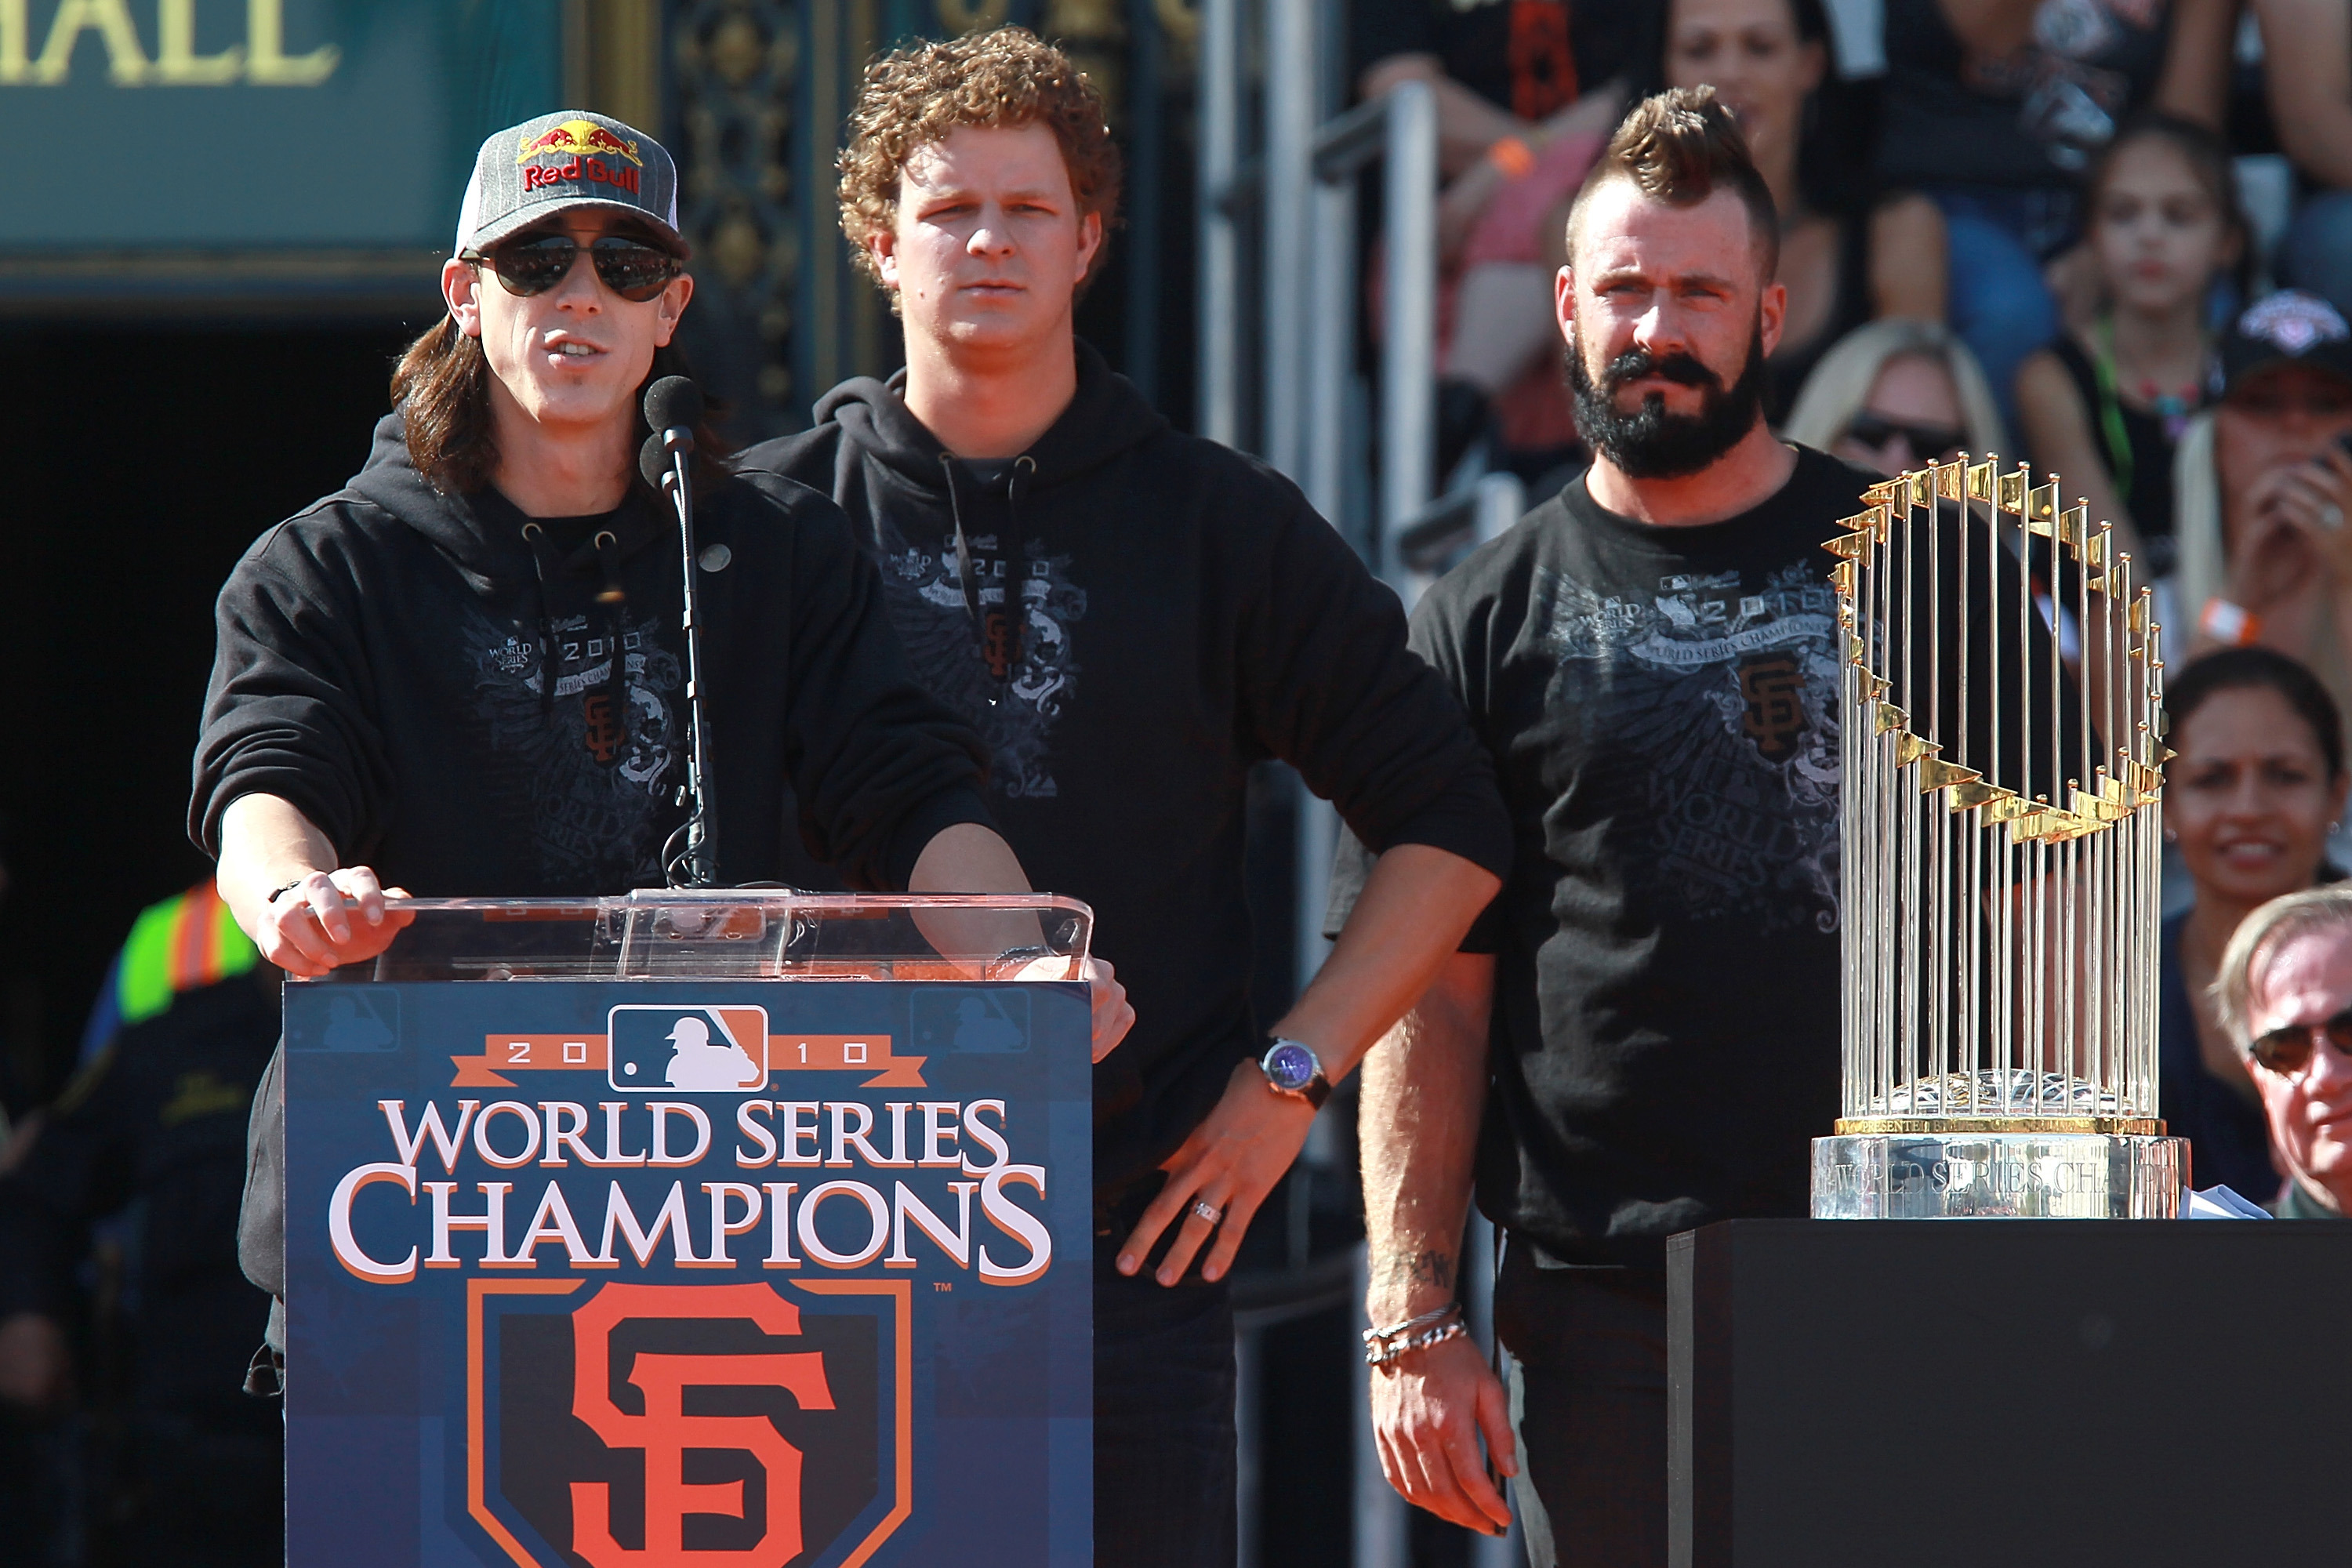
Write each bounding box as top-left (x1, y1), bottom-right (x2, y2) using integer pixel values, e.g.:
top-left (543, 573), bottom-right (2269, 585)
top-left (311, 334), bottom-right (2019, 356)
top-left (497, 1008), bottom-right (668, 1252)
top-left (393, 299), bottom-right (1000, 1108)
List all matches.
top-left (0, 0), bottom-right (336, 86)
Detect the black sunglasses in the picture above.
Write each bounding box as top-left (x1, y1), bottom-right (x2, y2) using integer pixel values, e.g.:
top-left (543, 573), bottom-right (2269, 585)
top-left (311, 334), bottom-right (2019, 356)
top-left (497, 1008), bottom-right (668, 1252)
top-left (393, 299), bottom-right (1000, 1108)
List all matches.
top-left (466, 234), bottom-right (682, 303)
top-left (2247, 1006), bottom-right (2352, 1076)
top-left (1844, 411), bottom-right (1965, 461)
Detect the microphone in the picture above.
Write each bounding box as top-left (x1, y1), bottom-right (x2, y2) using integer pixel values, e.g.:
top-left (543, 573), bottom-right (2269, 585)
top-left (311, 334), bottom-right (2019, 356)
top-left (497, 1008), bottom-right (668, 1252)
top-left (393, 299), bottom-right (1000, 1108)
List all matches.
top-left (645, 376), bottom-right (703, 453)
top-left (638, 430), bottom-right (672, 492)
top-left (642, 376), bottom-right (718, 888)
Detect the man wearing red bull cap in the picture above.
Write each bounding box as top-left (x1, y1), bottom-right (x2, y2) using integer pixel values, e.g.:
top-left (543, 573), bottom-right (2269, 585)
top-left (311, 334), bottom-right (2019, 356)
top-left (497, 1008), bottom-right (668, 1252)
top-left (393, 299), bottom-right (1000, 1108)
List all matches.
top-left (194, 108), bottom-right (1133, 1384)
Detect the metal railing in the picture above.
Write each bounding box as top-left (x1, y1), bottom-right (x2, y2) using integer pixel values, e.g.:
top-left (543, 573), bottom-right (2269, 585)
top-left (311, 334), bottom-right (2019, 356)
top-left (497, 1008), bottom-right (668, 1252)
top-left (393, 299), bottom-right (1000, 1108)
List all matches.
top-left (1200, 31), bottom-right (1439, 593)
top-left (1199, 5), bottom-right (1528, 1565)
top-left (1304, 86), bottom-right (1437, 590)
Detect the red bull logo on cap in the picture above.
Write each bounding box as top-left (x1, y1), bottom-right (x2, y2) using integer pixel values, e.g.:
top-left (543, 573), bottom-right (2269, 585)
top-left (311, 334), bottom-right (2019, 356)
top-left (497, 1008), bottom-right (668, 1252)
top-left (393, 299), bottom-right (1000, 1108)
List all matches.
top-left (516, 118), bottom-right (643, 167)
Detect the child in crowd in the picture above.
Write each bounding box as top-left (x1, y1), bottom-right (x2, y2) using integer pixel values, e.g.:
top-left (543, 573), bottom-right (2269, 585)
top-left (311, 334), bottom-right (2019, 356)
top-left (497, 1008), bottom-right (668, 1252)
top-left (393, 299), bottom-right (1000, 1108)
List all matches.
top-left (2015, 114), bottom-right (2245, 581)
top-left (1876, 0), bottom-right (2234, 431)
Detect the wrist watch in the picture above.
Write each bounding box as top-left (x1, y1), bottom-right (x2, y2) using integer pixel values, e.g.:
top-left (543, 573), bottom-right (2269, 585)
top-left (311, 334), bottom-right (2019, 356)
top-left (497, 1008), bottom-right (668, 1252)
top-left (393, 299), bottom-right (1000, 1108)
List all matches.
top-left (1258, 1036), bottom-right (1331, 1109)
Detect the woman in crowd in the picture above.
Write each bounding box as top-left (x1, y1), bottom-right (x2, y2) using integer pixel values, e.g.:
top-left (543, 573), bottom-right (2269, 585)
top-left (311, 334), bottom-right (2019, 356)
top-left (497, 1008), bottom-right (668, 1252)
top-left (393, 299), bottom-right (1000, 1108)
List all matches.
top-left (2173, 292), bottom-right (2352, 719)
top-left (1356, 1), bottom-right (1648, 477)
top-left (1661, 0), bottom-right (1947, 426)
top-left (1781, 318), bottom-right (2007, 474)
top-left (2016, 115), bottom-right (2244, 578)
top-left (2161, 648), bottom-right (2348, 1200)
top-left (1368, 0), bottom-right (1949, 474)
top-left (1875, 0), bottom-right (2234, 426)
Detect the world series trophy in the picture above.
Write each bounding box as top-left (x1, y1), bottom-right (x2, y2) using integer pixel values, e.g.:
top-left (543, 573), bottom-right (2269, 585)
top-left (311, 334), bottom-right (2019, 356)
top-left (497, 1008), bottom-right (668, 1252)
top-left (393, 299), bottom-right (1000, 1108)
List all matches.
top-left (1812, 457), bottom-right (2189, 1218)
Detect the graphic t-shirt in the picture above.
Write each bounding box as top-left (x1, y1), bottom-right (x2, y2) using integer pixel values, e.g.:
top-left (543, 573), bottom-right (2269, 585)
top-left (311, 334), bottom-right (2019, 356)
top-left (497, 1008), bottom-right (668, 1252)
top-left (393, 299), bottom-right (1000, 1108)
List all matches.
top-left (876, 459), bottom-right (1087, 802)
top-left (464, 492), bottom-right (689, 890)
top-left (1879, 0), bottom-right (2172, 191)
top-left (1331, 446), bottom-right (2074, 1268)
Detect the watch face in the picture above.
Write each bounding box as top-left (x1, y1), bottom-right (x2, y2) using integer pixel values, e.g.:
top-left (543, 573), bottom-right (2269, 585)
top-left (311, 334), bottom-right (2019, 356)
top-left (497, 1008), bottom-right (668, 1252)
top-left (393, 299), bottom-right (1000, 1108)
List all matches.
top-left (1265, 1041), bottom-right (1318, 1092)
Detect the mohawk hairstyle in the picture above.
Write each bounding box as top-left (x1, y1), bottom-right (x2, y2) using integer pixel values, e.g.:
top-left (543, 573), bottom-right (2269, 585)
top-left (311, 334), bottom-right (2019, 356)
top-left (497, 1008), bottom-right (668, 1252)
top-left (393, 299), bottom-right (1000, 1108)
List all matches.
top-left (1569, 85), bottom-right (1780, 277)
top-left (837, 27), bottom-right (1122, 307)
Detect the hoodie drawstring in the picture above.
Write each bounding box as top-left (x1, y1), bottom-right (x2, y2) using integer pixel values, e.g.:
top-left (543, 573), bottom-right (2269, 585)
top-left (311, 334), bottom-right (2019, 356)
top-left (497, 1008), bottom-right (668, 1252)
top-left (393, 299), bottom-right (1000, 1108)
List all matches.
top-left (1004, 454), bottom-right (1034, 682)
top-left (591, 528), bottom-right (629, 721)
top-left (937, 451), bottom-right (1034, 703)
top-left (520, 522), bottom-right (563, 720)
top-left (938, 453), bottom-right (986, 647)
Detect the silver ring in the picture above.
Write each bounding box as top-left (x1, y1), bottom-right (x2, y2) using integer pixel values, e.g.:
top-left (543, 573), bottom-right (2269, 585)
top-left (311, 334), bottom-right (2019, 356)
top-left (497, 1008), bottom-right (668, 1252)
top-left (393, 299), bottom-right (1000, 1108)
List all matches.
top-left (2322, 503), bottom-right (2345, 532)
top-left (1189, 1200), bottom-right (1223, 1226)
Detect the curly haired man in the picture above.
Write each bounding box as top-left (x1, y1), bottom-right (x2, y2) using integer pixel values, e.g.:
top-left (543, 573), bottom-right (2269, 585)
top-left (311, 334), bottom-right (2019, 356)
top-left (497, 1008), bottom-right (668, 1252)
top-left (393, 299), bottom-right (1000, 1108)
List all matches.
top-left (737, 27), bottom-right (1512, 1563)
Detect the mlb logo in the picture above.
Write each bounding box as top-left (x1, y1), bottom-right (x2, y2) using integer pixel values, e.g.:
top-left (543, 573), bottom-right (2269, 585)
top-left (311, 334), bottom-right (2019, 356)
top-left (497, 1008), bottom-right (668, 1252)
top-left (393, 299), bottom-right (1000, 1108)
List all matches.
top-left (607, 1004), bottom-right (768, 1092)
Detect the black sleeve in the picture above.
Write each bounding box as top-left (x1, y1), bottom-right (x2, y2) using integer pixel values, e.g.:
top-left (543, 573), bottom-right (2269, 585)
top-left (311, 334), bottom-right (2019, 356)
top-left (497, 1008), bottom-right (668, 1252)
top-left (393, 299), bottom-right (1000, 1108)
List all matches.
top-left (189, 521), bottom-right (389, 862)
top-left (1320, 562), bottom-right (1508, 950)
top-left (0, 1050), bottom-right (136, 1320)
top-left (1238, 482), bottom-right (1514, 885)
top-left (774, 490), bottom-right (996, 891)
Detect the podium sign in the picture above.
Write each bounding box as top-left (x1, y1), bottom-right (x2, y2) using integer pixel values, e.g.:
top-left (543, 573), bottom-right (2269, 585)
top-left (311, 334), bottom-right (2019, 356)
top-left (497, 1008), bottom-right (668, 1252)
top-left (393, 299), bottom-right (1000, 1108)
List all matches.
top-left (282, 895), bottom-right (1094, 1568)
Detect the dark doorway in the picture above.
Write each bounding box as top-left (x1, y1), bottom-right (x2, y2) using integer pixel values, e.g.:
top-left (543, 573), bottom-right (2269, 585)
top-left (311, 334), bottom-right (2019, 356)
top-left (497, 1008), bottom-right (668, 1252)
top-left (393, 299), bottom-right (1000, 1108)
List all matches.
top-left (0, 321), bottom-right (422, 1109)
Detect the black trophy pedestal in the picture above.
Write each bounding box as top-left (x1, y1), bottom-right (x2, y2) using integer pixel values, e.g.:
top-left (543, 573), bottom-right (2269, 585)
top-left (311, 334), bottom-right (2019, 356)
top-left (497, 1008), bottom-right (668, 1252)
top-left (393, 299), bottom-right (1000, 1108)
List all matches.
top-left (1667, 1218), bottom-right (2352, 1566)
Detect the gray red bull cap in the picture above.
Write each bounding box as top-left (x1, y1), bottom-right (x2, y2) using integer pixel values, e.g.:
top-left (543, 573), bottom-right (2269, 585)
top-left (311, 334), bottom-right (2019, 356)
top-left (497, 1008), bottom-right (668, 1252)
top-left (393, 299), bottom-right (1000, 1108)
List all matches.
top-left (453, 109), bottom-right (687, 257)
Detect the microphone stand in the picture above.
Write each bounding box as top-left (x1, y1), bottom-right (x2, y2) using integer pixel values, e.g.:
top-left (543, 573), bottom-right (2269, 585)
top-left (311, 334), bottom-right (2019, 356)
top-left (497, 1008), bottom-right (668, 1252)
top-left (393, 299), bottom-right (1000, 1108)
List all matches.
top-left (655, 421), bottom-right (718, 887)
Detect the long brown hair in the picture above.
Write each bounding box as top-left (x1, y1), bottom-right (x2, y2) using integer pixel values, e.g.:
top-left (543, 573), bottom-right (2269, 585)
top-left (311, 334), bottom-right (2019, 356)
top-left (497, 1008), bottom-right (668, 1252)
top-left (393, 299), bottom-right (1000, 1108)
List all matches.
top-left (390, 318), bottom-right (731, 496)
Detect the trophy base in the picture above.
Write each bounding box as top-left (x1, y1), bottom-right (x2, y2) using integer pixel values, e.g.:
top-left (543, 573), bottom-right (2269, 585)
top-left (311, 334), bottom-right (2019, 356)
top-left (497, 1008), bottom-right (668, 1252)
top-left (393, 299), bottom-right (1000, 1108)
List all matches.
top-left (1811, 1131), bottom-right (2187, 1218)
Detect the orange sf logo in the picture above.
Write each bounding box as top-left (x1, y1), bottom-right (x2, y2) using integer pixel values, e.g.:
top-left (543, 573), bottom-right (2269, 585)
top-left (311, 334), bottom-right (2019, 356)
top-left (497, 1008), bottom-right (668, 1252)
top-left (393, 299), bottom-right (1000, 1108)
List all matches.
top-left (1738, 652), bottom-right (1806, 764)
top-left (583, 691), bottom-right (621, 765)
top-left (568, 1283), bottom-right (834, 1566)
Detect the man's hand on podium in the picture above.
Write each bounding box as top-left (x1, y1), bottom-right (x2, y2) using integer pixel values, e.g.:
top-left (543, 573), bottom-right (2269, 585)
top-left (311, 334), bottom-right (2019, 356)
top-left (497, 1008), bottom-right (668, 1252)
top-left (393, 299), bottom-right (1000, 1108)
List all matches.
top-left (1080, 957), bottom-right (1135, 1062)
top-left (255, 866), bottom-right (416, 979)
top-left (219, 794), bottom-right (413, 978)
top-left (1001, 953), bottom-right (1133, 1062)
top-left (909, 823), bottom-right (1133, 1060)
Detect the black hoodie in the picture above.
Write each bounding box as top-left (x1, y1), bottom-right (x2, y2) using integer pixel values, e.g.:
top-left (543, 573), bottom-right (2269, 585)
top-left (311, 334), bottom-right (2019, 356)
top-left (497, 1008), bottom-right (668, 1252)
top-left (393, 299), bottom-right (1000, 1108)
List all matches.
top-left (191, 411), bottom-right (993, 894)
top-left (739, 342), bottom-right (1513, 1203)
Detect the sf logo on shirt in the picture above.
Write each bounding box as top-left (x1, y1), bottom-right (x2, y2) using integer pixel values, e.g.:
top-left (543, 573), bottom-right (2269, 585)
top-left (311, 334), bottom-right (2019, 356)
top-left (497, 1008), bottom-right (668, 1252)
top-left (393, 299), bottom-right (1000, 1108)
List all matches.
top-left (583, 690), bottom-right (623, 765)
top-left (1737, 652), bottom-right (1807, 764)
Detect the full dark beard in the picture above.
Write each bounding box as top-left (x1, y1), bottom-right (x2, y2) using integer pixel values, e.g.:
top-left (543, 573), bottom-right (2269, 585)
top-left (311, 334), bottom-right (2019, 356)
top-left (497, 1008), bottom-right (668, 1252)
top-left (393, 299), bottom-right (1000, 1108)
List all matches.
top-left (1566, 322), bottom-right (1769, 480)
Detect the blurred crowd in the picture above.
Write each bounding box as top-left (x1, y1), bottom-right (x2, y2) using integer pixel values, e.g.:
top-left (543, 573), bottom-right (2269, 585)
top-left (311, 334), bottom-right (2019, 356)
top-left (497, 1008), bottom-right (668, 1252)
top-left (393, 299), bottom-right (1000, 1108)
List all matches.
top-left (1364, 0), bottom-right (2352, 702)
top-left (1354, 0), bottom-right (2352, 1219)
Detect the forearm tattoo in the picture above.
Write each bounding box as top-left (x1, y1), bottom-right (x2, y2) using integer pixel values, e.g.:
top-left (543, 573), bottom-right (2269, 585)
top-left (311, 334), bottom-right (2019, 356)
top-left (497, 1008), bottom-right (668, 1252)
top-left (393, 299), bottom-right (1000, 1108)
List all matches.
top-left (1381, 1249), bottom-right (1456, 1293)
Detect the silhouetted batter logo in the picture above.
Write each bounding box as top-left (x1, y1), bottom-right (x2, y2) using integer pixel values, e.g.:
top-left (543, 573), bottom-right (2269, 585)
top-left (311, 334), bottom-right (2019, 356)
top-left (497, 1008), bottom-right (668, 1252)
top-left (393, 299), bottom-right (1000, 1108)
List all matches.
top-left (1737, 652), bottom-right (1806, 763)
top-left (608, 1005), bottom-right (768, 1092)
top-left (481, 1282), bottom-right (888, 1566)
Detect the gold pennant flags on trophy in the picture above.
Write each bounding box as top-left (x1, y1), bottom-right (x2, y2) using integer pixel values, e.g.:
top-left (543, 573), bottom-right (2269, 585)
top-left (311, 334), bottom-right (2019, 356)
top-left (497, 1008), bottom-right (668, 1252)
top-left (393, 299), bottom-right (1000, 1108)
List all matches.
top-left (1824, 455), bottom-right (2168, 1146)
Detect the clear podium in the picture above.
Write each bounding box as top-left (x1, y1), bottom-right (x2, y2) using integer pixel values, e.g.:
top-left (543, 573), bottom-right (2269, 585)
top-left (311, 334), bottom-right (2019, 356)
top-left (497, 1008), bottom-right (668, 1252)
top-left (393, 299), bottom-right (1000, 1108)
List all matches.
top-left (282, 891), bottom-right (1094, 1568)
